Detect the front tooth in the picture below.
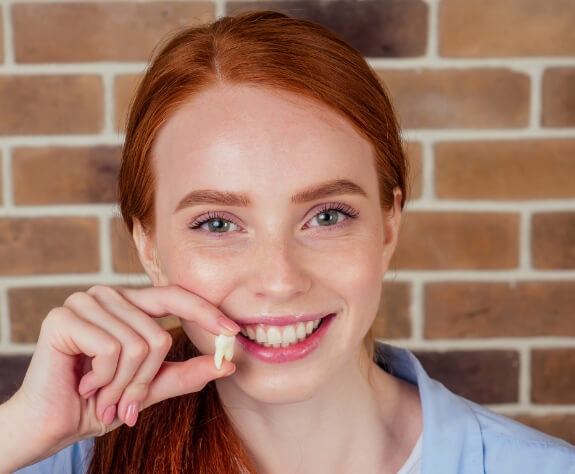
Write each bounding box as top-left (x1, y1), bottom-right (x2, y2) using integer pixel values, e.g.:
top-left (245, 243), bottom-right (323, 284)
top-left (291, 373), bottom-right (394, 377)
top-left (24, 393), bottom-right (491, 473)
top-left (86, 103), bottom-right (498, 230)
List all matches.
top-left (267, 327), bottom-right (282, 345)
top-left (214, 334), bottom-right (235, 369)
top-left (256, 326), bottom-right (267, 343)
top-left (281, 325), bottom-right (297, 345)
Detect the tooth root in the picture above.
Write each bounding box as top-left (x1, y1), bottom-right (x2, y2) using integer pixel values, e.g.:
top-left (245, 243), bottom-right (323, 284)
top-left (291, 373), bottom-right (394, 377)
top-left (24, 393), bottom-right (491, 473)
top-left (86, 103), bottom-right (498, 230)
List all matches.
top-left (214, 349), bottom-right (224, 370)
top-left (224, 342), bottom-right (234, 361)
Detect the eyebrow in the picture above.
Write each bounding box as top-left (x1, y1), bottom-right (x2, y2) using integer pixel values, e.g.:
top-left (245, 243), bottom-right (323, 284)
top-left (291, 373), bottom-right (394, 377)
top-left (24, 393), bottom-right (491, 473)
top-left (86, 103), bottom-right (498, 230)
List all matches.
top-left (173, 178), bottom-right (368, 213)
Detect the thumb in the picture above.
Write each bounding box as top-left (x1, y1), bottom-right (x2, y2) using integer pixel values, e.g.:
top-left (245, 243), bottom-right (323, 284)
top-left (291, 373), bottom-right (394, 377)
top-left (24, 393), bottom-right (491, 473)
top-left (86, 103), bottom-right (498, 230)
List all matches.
top-left (143, 355), bottom-right (236, 408)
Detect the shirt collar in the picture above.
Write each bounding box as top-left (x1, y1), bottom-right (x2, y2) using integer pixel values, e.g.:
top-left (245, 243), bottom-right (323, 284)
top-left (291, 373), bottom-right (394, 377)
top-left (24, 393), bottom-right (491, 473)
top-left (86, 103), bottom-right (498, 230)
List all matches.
top-left (374, 341), bottom-right (485, 474)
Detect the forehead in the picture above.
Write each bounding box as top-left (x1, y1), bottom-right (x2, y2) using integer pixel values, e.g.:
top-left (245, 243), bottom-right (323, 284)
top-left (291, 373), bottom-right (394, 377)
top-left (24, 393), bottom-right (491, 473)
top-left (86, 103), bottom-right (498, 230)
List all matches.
top-left (151, 84), bottom-right (377, 204)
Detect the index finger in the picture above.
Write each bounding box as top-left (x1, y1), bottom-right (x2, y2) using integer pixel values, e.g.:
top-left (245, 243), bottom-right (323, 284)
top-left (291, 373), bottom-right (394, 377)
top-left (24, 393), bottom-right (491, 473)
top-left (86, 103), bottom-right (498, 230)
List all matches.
top-left (113, 285), bottom-right (241, 336)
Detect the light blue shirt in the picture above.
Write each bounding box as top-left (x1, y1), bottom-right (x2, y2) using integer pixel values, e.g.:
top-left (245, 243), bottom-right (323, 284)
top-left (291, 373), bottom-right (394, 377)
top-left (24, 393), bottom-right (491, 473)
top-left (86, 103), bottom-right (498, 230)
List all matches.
top-left (15, 341), bottom-right (575, 473)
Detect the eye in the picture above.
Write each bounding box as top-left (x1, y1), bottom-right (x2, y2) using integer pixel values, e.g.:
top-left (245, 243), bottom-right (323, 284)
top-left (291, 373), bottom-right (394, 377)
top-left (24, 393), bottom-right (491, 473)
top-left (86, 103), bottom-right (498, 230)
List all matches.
top-left (187, 202), bottom-right (360, 236)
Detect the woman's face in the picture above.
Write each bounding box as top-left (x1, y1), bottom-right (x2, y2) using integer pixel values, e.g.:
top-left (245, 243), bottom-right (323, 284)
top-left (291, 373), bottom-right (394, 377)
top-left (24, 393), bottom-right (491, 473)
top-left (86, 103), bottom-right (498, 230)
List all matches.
top-left (134, 83), bottom-right (401, 404)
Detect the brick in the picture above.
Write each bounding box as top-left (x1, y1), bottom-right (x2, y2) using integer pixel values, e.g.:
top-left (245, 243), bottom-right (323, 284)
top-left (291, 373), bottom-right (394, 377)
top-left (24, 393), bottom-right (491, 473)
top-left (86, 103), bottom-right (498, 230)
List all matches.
top-left (542, 68), bottom-right (575, 127)
top-left (0, 151), bottom-right (3, 205)
top-left (391, 212), bottom-right (519, 269)
top-left (227, 0), bottom-right (428, 57)
top-left (111, 217), bottom-right (145, 274)
top-left (8, 284), bottom-right (178, 344)
top-left (114, 74), bottom-right (143, 134)
top-left (0, 355), bottom-right (32, 404)
top-left (435, 140), bottom-right (575, 199)
top-left (512, 414), bottom-right (575, 445)
top-left (439, 0), bottom-right (575, 57)
top-left (0, 75), bottom-right (103, 135)
top-left (377, 69), bottom-right (529, 129)
top-left (0, 218), bottom-right (99, 275)
top-left (532, 212), bottom-right (575, 269)
top-left (12, 2), bottom-right (214, 63)
top-left (12, 146), bottom-right (121, 205)
top-left (372, 281), bottom-right (411, 339)
top-left (414, 350), bottom-right (519, 404)
top-left (405, 142), bottom-right (422, 200)
top-left (425, 281), bottom-right (575, 339)
top-left (532, 349), bottom-right (575, 404)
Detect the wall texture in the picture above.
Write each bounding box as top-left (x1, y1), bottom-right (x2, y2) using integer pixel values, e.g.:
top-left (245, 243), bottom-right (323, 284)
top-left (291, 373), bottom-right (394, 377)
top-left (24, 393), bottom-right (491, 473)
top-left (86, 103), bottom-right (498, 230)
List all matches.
top-left (0, 0), bottom-right (574, 444)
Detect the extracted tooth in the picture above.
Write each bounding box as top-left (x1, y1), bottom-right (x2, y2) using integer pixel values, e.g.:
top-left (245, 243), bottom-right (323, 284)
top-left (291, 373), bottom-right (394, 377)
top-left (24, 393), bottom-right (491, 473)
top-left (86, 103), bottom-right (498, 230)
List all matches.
top-left (214, 334), bottom-right (236, 370)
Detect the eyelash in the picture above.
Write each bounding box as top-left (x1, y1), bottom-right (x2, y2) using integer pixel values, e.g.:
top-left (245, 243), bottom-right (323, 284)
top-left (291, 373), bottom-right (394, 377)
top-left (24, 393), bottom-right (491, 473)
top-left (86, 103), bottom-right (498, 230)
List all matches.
top-left (187, 202), bottom-right (360, 236)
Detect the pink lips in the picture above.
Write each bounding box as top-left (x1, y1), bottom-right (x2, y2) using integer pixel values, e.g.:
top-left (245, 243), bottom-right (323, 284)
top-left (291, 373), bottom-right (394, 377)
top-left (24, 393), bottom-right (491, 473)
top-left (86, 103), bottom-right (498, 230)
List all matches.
top-left (234, 313), bottom-right (332, 327)
top-left (235, 313), bottom-right (336, 363)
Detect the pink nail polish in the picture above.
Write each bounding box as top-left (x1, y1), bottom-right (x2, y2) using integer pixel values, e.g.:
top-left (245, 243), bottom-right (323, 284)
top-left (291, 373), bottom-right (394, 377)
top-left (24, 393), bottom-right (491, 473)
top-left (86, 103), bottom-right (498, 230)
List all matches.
top-left (102, 405), bottom-right (116, 425)
top-left (125, 402), bottom-right (139, 427)
top-left (218, 316), bottom-right (241, 334)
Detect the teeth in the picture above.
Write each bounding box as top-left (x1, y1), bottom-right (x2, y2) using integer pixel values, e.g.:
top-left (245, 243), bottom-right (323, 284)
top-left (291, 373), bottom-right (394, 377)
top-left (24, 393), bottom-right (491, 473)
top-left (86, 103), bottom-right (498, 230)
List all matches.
top-left (242, 318), bottom-right (323, 347)
top-left (214, 334), bottom-right (235, 370)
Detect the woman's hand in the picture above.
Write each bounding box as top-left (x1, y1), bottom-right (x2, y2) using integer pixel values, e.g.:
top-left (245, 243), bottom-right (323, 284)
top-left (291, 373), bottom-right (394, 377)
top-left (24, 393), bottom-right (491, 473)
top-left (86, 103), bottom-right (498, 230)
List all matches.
top-left (5, 284), bottom-right (239, 468)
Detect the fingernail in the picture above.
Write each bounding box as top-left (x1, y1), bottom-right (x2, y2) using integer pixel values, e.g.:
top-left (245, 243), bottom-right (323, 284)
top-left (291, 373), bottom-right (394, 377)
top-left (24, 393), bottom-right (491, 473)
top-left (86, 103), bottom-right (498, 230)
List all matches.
top-left (125, 402), bottom-right (139, 427)
top-left (218, 316), bottom-right (241, 335)
top-left (83, 388), bottom-right (97, 399)
top-left (102, 405), bottom-right (116, 425)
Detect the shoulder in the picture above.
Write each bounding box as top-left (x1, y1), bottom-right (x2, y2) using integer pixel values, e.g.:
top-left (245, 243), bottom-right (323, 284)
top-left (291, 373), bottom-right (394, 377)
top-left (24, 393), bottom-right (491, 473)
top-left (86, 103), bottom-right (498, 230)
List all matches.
top-left (463, 398), bottom-right (575, 473)
top-left (13, 437), bottom-right (94, 474)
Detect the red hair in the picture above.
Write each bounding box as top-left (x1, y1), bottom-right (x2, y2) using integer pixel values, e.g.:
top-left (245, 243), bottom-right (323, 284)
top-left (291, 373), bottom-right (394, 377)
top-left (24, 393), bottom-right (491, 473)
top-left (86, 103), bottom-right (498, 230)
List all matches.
top-left (89, 10), bottom-right (410, 473)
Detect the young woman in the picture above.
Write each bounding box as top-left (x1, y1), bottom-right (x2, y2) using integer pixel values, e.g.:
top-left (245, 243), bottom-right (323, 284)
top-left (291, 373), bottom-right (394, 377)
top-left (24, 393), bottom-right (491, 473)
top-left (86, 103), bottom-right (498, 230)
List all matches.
top-left (1, 10), bottom-right (574, 474)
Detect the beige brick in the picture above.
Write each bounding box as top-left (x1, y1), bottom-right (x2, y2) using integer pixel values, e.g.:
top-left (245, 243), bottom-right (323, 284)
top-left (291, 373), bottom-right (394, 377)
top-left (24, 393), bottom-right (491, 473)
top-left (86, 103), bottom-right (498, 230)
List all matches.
top-left (377, 69), bottom-right (529, 128)
top-left (435, 140), bottom-right (575, 199)
top-left (9, 284), bottom-right (177, 344)
top-left (13, 2), bottom-right (214, 63)
top-left (0, 218), bottom-right (99, 275)
top-left (0, 75), bottom-right (103, 135)
top-left (542, 68), bottom-right (575, 127)
top-left (372, 281), bottom-right (411, 339)
top-left (425, 281), bottom-right (575, 339)
top-left (532, 212), bottom-right (575, 270)
top-left (13, 146), bottom-right (121, 205)
top-left (439, 0), bottom-right (575, 57)
top-left (532, 349), bottom-right (575, 404)
top-left (414, 350), bottom-right (519, 404)
top-left (391, 212), bottom-right (519, 269)
top-left (512, 414), bottom-right (575, 446)
top-left (114, 74), bottom-right (143, 134)
top-left (405, 141), bottom-right (422, 200)
top-left (111, 217), bottom-right (145, 274)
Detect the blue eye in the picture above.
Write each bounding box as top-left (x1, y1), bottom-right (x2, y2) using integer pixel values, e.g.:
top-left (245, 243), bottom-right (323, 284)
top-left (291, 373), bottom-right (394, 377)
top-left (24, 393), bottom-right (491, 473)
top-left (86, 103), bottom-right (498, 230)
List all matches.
top-left (187, 203), bottom-right (359, 235)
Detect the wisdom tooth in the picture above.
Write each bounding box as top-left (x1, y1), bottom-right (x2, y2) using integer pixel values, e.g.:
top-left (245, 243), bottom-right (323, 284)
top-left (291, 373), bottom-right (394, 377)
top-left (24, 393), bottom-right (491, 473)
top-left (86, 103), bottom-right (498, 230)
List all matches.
top-left (214, 334), bottom-right (235, 370)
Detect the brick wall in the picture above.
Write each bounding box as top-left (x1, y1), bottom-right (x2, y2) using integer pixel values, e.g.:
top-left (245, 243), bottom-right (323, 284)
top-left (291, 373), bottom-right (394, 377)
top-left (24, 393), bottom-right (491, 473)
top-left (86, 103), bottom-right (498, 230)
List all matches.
top-left (0, 0), bottom-right (574, 445)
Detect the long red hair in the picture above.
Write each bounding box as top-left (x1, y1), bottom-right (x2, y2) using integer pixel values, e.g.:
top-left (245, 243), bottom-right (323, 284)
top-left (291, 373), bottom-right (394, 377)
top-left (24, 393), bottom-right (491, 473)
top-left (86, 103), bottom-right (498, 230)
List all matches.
top-left (89, 10), bottom-right (410, 473)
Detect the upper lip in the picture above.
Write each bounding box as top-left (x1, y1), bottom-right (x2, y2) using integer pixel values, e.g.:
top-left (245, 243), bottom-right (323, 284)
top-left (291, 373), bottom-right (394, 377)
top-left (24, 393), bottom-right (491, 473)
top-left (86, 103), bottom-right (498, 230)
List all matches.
top-left (233, 312), bottom-right (336, 327)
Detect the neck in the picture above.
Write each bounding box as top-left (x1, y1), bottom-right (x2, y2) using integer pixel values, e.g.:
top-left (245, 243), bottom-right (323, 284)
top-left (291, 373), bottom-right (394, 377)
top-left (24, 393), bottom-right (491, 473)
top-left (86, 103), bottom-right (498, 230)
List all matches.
top-left (215, 344), bottom-right (418, 474)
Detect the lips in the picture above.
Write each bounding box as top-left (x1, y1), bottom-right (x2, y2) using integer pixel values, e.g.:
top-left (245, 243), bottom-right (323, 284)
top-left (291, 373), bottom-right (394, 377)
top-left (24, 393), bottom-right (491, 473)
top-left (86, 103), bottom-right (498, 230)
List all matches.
top-left (233, 313), bottom-right (334, 327)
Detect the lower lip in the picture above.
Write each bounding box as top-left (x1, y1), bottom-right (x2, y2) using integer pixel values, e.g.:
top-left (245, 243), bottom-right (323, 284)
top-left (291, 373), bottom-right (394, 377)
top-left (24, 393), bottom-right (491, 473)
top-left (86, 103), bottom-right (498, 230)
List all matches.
top-left (236, 313), bottom-right (337, 364)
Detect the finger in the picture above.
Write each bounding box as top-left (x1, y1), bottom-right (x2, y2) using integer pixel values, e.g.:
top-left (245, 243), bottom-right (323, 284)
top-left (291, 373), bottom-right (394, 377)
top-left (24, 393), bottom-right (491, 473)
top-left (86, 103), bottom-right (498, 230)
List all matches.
top-left (86, 286), bottom-right (173, 425)
top-left (63, 292), bottom-right (149, 422)
top-left (112, 285), bottom-right (241, 336)
top-left (41, 307), bottom-right (121, 395)
top-left (142, 355), bottom-right (236, 409)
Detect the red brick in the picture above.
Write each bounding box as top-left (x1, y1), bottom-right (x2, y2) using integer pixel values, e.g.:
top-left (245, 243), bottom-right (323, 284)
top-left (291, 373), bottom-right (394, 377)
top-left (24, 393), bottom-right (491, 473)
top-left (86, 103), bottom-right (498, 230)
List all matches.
top-left (512, 414), bottom-right (575, 445)
top-left (532, 349), bottom-right (575, 404)
top-left (414, 350), bottom-right (519, 404)
top-left (542, 68), bottom-right (575, 127)
top-left (439, 0), bottom-right (575, 57)
top-left (12, 2), bottom-right (214, 63)
top-left (391, 212), bottom-right (519, 269)
top-left (435, 140), bottom-right (575, 199)
top-left (372, 281), bottom-right (411, 339)
top-left (425, 281), bottom-right (575, 339)
top-left (0, 218), bottom-right (99, 275)
top-left (111, 217), bottom-right (145, 274)
top-left (0, 152), bottom-right (3, 205)
top-left (377, 69), bottom-right (529, 128)
top-left (12, 146), bottom-right (121, 205)
top-left (114, 74), bottom-right (143, 134)
top-left (0, 75), bottom-right (103, 135)
top-left (532, 212), bottom-right (575, 269)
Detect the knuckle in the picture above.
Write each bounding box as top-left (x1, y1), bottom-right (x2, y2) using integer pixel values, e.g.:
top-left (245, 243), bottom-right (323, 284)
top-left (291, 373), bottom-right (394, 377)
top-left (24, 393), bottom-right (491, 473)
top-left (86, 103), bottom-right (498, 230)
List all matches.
top-left (87, 284), bottom-right (118, 299)
top-left (42, 306), bottom-right (71, 330)
top-left (125, 339), bottom-right (149, 360)
top-left (63, 291), bottom-right (91, 307)
top-left (150, 331), bottom-right (173, 353)
top-left (102, 339), bottom-right (121, 358)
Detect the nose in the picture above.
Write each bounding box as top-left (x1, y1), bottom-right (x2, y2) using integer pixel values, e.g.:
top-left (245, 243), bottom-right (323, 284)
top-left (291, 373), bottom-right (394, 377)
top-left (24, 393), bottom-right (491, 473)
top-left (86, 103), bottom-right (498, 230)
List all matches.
top-left (249, 234), bottom-right (312, 301)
